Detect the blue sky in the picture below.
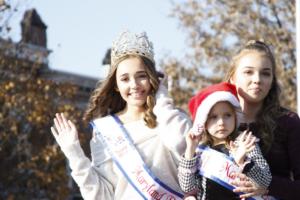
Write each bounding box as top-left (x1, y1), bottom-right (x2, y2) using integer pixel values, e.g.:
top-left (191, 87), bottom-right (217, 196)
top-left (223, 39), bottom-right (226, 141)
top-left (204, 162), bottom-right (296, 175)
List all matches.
top-left (4, 0), bottom-right (300, 112)
top-left (9, 0), bottom-right (187, 78)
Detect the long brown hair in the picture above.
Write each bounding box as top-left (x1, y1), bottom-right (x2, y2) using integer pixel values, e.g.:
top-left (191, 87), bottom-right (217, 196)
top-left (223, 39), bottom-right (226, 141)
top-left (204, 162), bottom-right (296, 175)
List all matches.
top-left (225, 40), bottom-right (283, 154)
top-left (83, 55), bottom-right (160, 128)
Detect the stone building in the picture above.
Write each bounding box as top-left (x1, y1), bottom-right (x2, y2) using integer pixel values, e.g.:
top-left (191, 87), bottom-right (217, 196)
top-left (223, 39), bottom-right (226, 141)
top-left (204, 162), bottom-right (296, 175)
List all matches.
top-left (0, 8), bottom-right (103, 199)
top-left (1, 8), bottom-right (99, 108)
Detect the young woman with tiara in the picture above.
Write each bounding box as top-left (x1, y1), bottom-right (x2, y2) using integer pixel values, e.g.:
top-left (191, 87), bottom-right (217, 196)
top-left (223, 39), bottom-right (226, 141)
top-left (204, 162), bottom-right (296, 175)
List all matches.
top-left (51, 30), bottom-right (192, 199)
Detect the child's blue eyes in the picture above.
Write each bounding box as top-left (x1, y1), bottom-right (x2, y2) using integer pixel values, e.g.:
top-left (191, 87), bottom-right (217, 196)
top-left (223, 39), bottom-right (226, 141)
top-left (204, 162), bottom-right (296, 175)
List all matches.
top-left (208, 113), bottom-right (233, 120)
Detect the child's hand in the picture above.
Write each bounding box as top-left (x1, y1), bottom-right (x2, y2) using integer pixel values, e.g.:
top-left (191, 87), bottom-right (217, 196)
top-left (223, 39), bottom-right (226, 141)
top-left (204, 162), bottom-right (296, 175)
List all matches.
top-left (230, 131), bottom-right (256, 166)
top-left (191, 124), bottom-right (205, 137)
top-left (184, 129), bottom-right (203, 159)
top-left (51, 113), bottom-right (79, 147)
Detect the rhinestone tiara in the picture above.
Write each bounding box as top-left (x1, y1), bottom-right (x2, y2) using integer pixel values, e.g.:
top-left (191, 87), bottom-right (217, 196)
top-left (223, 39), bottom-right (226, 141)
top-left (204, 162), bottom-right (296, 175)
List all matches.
top-left (111, 30), bottom-right (155, 66)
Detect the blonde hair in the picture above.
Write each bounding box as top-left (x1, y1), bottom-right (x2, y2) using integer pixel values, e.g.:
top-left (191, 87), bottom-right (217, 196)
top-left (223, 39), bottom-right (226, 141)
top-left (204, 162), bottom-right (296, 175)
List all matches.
top-left (201, 101), bottom-right (239, 148)
top-left (225, 40), bottom-right (283, 154)
top-left (83, 55), bottom-right (160, 128)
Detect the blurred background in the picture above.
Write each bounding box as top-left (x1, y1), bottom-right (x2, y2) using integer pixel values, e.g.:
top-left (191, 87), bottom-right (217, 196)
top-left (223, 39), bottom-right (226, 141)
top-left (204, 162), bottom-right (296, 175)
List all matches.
top-left (0, 0), bottom-right (296, 199)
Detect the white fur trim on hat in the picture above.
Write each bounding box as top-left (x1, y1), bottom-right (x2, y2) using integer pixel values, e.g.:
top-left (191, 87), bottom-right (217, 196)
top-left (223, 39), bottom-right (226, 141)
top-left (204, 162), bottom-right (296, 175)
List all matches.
top-left (192, 91), bottom-right (241, 133)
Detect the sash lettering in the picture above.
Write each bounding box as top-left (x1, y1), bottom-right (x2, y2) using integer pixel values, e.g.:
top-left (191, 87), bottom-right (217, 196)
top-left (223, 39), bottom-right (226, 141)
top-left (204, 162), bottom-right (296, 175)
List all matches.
top-left (197, 145), bottom-right (277, 200)
top-left (91, 115), bottom-right (183, 200)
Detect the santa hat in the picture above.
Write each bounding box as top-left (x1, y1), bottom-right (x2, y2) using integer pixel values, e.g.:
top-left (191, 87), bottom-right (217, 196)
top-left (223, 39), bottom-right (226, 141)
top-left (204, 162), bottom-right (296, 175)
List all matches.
top-left (188, 82), bottom-right (241, 135)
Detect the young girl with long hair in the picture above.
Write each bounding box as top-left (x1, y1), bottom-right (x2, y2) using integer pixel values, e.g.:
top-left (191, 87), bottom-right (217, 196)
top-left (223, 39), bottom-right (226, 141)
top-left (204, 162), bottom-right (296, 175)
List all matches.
top-left (226, 40), bottom-right (300, 199)
top-left (51, 30), bottom-right (191, 199)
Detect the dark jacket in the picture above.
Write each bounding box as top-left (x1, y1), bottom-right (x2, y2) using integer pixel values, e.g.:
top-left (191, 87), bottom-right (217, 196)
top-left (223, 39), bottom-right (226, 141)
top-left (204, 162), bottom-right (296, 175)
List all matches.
top-left (240, 110), bottom-right (300, 200)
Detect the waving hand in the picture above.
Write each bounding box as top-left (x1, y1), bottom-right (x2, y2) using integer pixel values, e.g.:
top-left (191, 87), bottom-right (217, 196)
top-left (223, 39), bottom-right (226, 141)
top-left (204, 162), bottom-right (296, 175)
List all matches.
top-left (51, 113), bottom-right (79, 147)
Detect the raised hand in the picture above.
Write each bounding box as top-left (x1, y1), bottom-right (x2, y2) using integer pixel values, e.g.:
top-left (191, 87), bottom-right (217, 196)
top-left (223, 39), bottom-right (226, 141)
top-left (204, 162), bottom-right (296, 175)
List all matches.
top-left (184, 128), bottom-right (203, 159)
top-left (51, 113), bottom-right (79, 147)
top-left (230, 130), bottom-right (256, 166)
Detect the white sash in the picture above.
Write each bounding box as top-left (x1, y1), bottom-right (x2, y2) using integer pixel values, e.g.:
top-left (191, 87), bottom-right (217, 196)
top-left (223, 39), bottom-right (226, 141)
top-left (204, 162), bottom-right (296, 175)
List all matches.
top-left (91, 115), bottom-right (183, 200)
top-left (197, 145), bottom-right (277, 200)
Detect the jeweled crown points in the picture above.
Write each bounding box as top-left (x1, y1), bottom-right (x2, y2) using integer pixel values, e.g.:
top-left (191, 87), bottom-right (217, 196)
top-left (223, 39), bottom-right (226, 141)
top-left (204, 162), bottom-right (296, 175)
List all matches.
top-left (111, 30), bottom-right (154, 66)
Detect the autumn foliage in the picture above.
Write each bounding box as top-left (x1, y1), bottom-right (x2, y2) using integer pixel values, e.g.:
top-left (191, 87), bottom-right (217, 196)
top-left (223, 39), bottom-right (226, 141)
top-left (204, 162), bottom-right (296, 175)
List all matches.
top-left (163, 0), bottom-right (296, 111)
top-left (0, 0), bottom-right (296, 199)
top-left (0, 53), bottom-right (89, 199)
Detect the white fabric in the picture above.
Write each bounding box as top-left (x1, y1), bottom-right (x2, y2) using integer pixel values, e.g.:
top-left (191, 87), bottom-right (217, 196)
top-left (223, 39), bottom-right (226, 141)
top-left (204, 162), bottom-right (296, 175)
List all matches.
top-left (197, 146), bottom-right (273, 200)
top-left (59, 85), bottom-right (192, 200)
top-left (193, 91), bottom-right (240, 127)
top-left (192, 91), bottom-right (241, 134)
top-left (92, 115), bottom-right (183, 199)
top-left (197, 145), bottom-right (241, 187)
